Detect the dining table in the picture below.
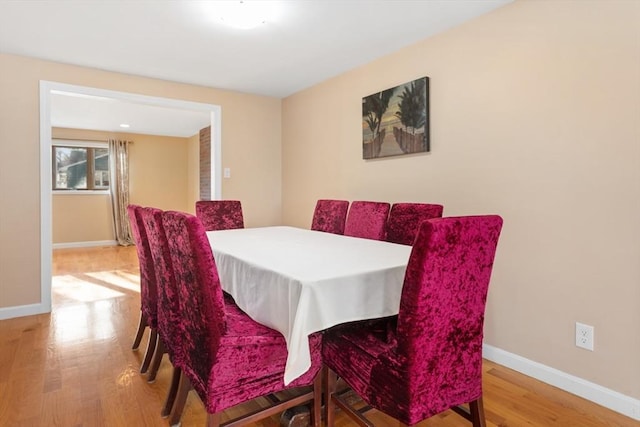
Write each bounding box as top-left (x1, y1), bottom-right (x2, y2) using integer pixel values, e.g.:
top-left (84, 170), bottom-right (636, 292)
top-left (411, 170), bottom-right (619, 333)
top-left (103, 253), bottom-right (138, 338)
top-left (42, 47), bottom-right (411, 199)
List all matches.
top-left (207, 226), bottom-right (412, 385)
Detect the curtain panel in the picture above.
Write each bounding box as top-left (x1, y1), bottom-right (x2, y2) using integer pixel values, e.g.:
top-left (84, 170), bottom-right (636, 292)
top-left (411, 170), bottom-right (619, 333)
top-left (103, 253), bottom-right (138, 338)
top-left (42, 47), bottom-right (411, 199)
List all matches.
top-left (109, 139), bottom-right (134, 246)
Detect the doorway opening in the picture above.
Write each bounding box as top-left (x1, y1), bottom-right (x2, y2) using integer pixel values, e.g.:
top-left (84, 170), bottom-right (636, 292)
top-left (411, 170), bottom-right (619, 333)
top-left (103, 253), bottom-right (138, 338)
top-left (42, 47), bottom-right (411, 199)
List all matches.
top-left (39, 81), bottom-right (221, 314)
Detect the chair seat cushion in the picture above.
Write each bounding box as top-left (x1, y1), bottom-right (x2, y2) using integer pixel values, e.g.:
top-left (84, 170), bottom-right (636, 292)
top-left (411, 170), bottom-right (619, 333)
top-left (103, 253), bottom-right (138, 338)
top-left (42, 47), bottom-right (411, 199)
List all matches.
top-left (199, 300), bottom-right (322, 414)
top-left (323, 319), bottom-right (414, 422)
top-left (324, 318), bottom-right (470, 425)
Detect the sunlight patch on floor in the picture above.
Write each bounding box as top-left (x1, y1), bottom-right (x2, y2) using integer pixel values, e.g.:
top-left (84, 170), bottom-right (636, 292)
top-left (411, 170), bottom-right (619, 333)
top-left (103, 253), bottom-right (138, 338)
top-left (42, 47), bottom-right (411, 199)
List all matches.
top-left (52, 303), bottom-right (117, 343)
top-left (52, 270), bottom-right (139, 304)
top-left (86, 270), bottom-right (140, 293)
top-left (53, 274), bottom-right (124, 303)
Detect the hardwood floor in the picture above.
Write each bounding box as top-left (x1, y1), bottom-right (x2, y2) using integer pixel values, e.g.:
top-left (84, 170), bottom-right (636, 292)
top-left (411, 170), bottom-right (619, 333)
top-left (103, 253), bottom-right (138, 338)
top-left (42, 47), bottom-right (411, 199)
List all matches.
top-left (0, 245), bottom-right (636, 426)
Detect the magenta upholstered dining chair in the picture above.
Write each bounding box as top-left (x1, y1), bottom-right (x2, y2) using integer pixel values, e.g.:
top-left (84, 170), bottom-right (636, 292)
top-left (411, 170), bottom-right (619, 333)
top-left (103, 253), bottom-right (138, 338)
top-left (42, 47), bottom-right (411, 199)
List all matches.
top-left (385, 202), bottom-right (444, 245)
top-left (127, 204), bottom-right (159, 375)
top-left (139, 207), bottom-right (184, 419)
top-left (195, 200), bottom-right (244, 231)
top-left (162, 211), bottom-right (323, 427)
top-left (310, 199), bottom-right (349, 234)
top-left (343, 201), bottom-right (391, 240)
top-left (323, 215), bottom-right (503, 427)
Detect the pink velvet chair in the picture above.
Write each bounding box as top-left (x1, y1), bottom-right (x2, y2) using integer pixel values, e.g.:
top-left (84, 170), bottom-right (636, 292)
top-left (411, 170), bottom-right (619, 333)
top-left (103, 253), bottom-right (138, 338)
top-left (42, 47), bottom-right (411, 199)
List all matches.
top-left (385, 202), bottom-right (444, 245)
top-left (195, 200), bottom-right (244, 231)
top-left (127, 204), bottom-right (158, 375)
top-left (310, 199), bottom-right (349, 234)
top-left (323, 215), bottom-right (503, 427)
top-left (139, 207), bottom-right (183, 418)
top-left (162, 211), bottom-right (323, 427)
top-left (343, 201), bottom-right (390, 241)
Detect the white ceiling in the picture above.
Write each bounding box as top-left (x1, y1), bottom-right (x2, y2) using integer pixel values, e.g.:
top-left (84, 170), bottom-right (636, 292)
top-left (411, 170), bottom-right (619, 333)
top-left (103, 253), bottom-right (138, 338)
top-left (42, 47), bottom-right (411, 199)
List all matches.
top-left (50, 91), bottom-right (213, 137)
top-left (0, 0), bottom-right (511, 137)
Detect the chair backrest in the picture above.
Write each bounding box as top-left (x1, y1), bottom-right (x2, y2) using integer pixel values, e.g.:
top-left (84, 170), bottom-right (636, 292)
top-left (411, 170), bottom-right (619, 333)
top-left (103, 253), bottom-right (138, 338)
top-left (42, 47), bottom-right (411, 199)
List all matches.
top-left (343, 201), bottom-right (390, 240)
top-left (162, 210), bottom-right (227, 397)
top-left (385, 203), bottom-right (444, 245)
top-left (127, 204), bottom-right (158, 327)
top-left (195, 200), bottom-right (244, 231)
top-left (310, 199), bottom-right (349, 234)
top-left (140, 207), bottom-right (182, 364)
top-left (395, 215), bottom-right (503, 406)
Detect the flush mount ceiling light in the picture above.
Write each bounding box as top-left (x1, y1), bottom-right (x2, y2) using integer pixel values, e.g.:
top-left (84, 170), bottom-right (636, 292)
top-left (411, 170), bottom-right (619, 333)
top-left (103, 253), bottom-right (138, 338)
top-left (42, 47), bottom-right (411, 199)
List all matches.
top-left (206, 1), bottom-right (280, 30)
top-left (119, 123), bottom-right (130, 128)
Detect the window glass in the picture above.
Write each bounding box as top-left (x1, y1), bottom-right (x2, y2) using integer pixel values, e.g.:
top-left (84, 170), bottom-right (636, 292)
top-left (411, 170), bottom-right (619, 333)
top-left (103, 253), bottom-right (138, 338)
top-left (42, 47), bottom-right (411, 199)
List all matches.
top-left (94, 148), bottom-right (110, 189)
top-left (53, 145), bottom-right (109, 191)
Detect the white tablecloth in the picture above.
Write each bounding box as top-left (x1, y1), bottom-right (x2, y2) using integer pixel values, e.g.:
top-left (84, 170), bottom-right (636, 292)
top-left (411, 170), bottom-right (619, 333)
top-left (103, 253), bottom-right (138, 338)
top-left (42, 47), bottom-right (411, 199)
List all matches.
top-left (207, 226), bottom-right (411, 385)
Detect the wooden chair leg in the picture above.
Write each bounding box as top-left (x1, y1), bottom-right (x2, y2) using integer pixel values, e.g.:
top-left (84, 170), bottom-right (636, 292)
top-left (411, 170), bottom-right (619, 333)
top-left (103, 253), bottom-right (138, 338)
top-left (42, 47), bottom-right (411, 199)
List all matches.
top-left (147, 338), bottom-right (166, 383)
top-left (311, 371), bottom-right (322, 427)
top-left (469, 397), bottom-right (487, 427)
top-left (131, 312), bottom-right (147, 350)
top-left (206, 412), bottom-right (222, 427)
top-left (324, 366), bottom-right (338, 427)
top-left (168, 371), bottom-right (192, 427)
top-left (140, 329), bottom-right (157, 374)
top-left (161, 367), bottom-right (182, 418)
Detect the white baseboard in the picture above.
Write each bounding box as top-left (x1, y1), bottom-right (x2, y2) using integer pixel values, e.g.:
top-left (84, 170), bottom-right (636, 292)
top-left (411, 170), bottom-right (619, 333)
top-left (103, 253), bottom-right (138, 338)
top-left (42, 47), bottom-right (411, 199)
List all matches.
top-left (0, 302), bottom-right (50, 321)
top-left (483, 344), bottom-right (640, 421)
top-left (53, 240), bottom-right (119, 249)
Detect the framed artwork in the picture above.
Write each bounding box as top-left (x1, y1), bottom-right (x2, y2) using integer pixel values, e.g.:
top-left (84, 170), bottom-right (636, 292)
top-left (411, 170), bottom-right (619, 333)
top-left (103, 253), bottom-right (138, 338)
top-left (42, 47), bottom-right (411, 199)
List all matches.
top-left (362, 76), bottom-right (429, 159)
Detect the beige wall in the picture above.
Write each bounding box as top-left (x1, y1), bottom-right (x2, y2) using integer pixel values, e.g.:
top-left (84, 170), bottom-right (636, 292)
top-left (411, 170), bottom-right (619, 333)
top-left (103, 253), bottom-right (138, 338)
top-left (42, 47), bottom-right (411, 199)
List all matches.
top-left (52, 194), bottom-right (113, 244)
top-left (127, 133), bottom-right (190, 212)
top-left (0, 53), bottom-right (282, 309)
top-left (51, 128), bottom-right (193, 244)
top-left (282, 0), bottom-right (640, 399)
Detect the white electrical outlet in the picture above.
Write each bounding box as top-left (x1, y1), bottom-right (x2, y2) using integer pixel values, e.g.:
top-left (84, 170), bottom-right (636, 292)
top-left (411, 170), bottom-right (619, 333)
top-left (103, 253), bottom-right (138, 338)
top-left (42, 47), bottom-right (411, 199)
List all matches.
top-left (575, 322), bottom-right (594, 351)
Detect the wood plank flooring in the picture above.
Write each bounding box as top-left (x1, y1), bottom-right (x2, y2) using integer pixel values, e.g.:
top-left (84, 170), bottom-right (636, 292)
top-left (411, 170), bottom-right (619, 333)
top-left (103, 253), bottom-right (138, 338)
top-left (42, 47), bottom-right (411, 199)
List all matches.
top-left (0, 245), bottom-right (636, 426)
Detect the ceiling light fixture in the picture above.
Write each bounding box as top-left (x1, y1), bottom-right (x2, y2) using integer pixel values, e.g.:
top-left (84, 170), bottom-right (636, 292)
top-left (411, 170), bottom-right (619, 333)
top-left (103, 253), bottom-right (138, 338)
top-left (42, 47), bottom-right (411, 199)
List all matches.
top-left (208, 1), bottom-right (279, 30)
top-left (119, 123), bottom-right (130, 128)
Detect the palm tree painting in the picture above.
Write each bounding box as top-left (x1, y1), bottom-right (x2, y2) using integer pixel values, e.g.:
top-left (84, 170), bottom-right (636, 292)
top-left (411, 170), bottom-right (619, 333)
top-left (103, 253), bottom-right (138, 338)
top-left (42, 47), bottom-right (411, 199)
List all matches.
top-left (362, 77), bottom-right (429, 159)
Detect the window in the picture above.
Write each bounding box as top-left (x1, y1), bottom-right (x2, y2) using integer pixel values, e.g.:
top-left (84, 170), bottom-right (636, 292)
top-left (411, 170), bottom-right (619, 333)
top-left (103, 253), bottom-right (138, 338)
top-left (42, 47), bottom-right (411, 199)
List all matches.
top-left (52, 142), bottom-right (110, 191)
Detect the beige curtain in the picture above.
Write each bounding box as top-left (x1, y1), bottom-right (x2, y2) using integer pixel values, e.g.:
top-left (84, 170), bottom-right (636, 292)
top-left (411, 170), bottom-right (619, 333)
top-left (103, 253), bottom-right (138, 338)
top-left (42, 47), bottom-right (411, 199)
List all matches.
top-left (109, 139), bottom-right (134, 246)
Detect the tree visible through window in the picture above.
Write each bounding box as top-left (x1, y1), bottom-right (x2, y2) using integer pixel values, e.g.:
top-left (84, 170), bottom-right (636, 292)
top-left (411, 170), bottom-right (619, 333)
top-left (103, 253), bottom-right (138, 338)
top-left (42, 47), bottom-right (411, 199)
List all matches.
top-left (53, 145), bottom-right (110, 190)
